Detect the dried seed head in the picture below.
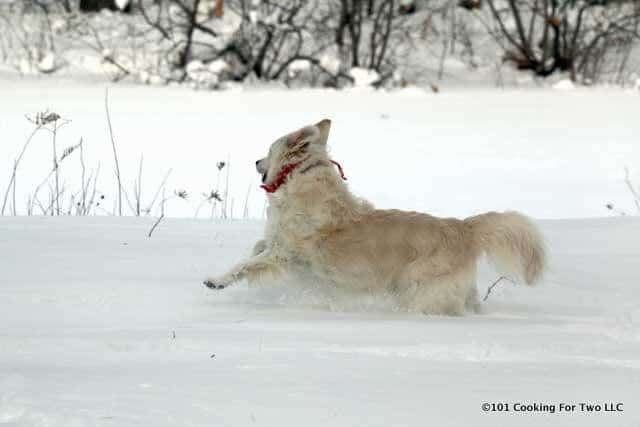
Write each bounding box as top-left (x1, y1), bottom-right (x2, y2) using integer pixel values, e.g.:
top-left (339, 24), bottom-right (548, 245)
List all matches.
top-left (216, 162), bottom-right (226, 171)
top-left (175, 189), bottom-right (189, 199)
top-left (27, 110), bottom-right (62, 126)
top-left (203, 190), bottom-right (223, 202)
top-left (59, 142), bottom-right (82, 162)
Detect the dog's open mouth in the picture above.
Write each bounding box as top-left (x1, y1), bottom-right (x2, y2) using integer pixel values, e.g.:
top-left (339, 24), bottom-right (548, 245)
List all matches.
top-left (261, 172), bottom-right (267, 183)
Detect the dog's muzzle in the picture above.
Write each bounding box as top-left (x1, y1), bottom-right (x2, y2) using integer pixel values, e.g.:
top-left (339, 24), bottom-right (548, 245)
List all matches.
top-left (256, 159), bottom-right (267, 183)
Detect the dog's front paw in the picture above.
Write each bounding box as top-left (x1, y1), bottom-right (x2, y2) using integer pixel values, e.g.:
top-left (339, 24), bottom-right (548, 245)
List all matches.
top-left (203, 278), bottom-right (226, 290)
top-left (251, 239), bottom-right (267, 256)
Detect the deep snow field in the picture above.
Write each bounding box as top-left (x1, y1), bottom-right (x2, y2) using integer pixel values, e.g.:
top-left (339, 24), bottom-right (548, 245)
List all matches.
top-left (1, 77), bottom-right (640, 426)
top-left (1, 217), bottom-right (639, 426)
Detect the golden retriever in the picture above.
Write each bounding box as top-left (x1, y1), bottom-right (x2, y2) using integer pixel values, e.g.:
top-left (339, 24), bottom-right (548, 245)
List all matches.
top-left (204, 119), bottom-right (546, 315)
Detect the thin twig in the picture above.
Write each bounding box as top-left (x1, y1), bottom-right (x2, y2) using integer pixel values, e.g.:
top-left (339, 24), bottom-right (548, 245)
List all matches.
top-left (29, 134), bottom-right (79, 213)
top-left (223, 156), bottom-right (230, 219)
top-left (11, 159), bottom-right (17, 216)
top-left (79, 139), bottom-right (87, 215)
top-left (135, 154), bottom-right (143, 216)
top-left (52, 120), bottom-right (60, 215)
top-left (211, 166), bottom-right (222, 219)
top-left (148, 213), bottom-right (165, 238)
top-left (145, 168), bottom-right (173, 215)
top-left (86, 163), bottom-right (101, 216)
top-left (105, 88), bottom-right (123, 216)
top-left (149, 188), bottom-right (188, 236)
top-left (32, 192), bottom-right (47, 215)
top-left (623, 167), bottom-right (640, 213)
top-left (242, 183), bottom-right (251, 219)
top-left (1, 124), bottom-right (42, 215)
top-left (483, 276), bottom-right (515, 302)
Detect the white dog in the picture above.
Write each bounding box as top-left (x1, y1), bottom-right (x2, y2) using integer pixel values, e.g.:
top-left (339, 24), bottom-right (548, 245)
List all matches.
top-left (204, 119), bottom-right (546, 315)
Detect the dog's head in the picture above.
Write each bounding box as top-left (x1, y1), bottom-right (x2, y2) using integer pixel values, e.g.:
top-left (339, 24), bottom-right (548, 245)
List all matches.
top-left (256, 119), bottom-right (331, 184)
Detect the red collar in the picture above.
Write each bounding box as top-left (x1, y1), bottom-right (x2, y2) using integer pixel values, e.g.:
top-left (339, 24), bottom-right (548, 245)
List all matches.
top-left (260, 159), bottom-right (347, 193)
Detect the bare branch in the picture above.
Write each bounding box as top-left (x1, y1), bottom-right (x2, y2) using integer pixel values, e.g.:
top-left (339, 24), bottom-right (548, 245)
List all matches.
top-left (104, 88), bottom-right (123, 216)
top-left (483, 276), bottom-right (516, 302)
top-left (624, 167), bottom-right (640, 213)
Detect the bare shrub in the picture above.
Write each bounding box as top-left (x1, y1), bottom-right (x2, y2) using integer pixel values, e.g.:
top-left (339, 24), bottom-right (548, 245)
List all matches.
top-left (466, 0), bottom-right (640, 82)
top-left (135, 0), bottom-right (418, 87)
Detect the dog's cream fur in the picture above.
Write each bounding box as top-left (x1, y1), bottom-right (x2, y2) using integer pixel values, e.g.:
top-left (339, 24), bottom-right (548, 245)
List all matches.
top-left (204, 119), bottom-right (546, 315)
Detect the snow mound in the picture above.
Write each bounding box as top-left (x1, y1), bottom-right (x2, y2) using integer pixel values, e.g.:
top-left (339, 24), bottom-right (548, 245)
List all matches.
top-left (208, 59), bottom-right (229, 74)
top-left (553, 79), bottom-right (576, 90)
top-left (114, 0), bottom-right (130, 10)
top-left (37, 53), bottom-right (58, 74)
top-left (350, 67), bottom-right (379, 87)
top-left (320, 54), bottom-right (341, 75)
top-left (288, 59), bottom-right (311, 72)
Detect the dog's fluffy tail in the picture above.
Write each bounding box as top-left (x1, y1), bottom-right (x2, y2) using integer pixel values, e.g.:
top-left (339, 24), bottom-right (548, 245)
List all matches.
top-left (465, 211), bottom-right (546, 285)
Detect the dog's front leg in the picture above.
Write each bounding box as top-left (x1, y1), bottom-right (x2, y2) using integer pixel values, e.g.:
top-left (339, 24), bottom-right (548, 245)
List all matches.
top-left (203, 252), bottom-right (283, 290)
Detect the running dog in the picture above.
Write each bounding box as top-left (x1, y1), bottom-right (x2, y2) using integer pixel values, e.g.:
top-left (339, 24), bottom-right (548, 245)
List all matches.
top-left (203, 119), bottom-right (546, 315)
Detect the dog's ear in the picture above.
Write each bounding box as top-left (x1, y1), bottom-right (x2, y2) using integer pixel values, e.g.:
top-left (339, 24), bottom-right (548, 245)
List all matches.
top-left (286, 126), bottom-right (318, 148)
top-left (314, 119), bottom-right (331, 145)
top-left (287, 126), bottom-right (317, 148)
top-left (285, 120), bottom-right (330, 148)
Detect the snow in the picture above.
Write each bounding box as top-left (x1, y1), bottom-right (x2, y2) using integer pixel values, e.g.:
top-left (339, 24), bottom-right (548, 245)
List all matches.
top-left (36, 53), bottom-right (57, 74)
top-left (1, 77), bottom-right (640, 219)
top-left (0, 215), bottom-right (639, 426)
top-left (288, 59), bottom-right (311, 72)
top-left (208, 59), bottom-right (229, 74)
top-left (186, 60), bottom-right (206, 75)
top-left (1, 76), bottom-right (640, 425)
top-left (349, 67), bottom-right (380, 87)
top-left (114, 0), bottom-right (130, 10)
top-left (319, 54), bottom-right (341, 75)
top-left (552, 79), bottom-right (576, 91)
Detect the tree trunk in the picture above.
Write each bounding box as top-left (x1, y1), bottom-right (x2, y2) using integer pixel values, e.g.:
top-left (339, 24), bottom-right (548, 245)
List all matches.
top-left (214, 0), bottom-right (224, 18)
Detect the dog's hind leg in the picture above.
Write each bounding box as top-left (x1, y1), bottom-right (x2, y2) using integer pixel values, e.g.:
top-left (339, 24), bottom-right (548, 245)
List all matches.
top-left (404, 282), bottom-right (466, 316)
top-left (397, 263), bottom-right (476, 316)
top-left (462, 263), bottom-right (480, 313)
top-left (203, 252), bottom-right (284, 290)
top-left (465, 286), bottom-right (481, 313)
